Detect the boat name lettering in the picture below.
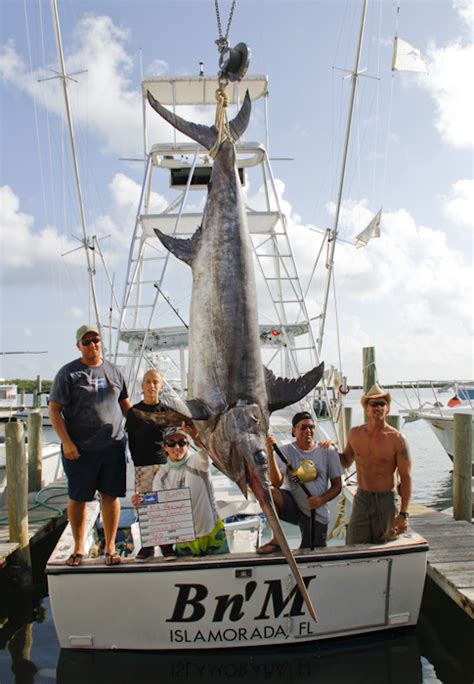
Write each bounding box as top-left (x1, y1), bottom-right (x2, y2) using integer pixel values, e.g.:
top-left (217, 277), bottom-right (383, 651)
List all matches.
top-left (167, 576), bottom-right (316, 623)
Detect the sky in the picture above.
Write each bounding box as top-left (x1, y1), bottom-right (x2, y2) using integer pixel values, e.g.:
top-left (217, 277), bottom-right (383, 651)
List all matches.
top-left (0, 0), bottom-right (472, 387)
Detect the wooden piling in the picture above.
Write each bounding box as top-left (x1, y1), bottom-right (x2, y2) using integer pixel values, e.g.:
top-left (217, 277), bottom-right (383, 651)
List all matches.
top-left (362, 347), bottom-right (376, 423)
top-left (386, 415), bottom-right (400, 430)
top-left (362, 347), bottom-right (376, 392)
top-left (5, 421), bottom-right (32, 576)
top-left (28, 410), bottom-right (43, 492)
top-left (34, 375), bottom-right (42, 409)
top-left (453, 413), bottom-right (472, 522)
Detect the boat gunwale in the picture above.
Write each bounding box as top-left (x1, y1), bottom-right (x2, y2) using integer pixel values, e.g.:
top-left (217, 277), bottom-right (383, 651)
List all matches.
top-left (46, 534), bottom-right (428, 575)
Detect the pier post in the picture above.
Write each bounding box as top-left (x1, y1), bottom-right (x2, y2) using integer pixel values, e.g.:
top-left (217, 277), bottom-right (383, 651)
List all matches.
top-left (5, 421), bottom-right (32, 576)
top-left (453, 413), bottom-right (472, 522)
top-left (386, 415), bottom-right (400, 430)
top-left (34, 375), bottom-right (42, 409)
top-left (362, 347), bottom-right (376, 423)
top-left (28, 410), bottom-right (43, 492)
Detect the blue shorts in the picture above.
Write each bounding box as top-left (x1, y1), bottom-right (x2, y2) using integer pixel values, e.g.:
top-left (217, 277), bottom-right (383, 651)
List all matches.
top-left (279, 489), bottom-right (327, 548)
top-left (62, 442), bottom-right (126, 502)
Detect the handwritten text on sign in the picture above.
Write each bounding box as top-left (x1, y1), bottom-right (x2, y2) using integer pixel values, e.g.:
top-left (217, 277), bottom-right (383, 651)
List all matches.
top-left (138, 488), bottom-right (196, 546)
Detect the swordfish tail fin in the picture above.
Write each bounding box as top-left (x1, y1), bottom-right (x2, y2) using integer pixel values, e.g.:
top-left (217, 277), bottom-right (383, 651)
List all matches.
top-left (147, 90), bottom-right (217, 150)
top-left (146, 89), bottom-right (252, 149)
top-left (228, 90), bottom-right (251, 142)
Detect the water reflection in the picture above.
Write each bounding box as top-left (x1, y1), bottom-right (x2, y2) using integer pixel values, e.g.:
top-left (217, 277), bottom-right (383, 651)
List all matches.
top-left (57, 631), bottom-right (422, 684)
top-left (0, 591), bottom-right (44, 683)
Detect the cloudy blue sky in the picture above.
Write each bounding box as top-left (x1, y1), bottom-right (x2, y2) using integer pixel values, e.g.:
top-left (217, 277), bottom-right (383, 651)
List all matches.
top-left (0, 0), bottom-right (472, 385)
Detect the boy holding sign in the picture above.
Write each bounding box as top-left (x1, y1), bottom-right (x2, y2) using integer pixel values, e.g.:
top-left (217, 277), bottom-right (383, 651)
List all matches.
top-left (132, 426), bottom-right (229, 559)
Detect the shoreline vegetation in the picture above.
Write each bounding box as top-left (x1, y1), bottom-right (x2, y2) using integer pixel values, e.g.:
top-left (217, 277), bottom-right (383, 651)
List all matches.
top-left (0, 379), bottom-right (53, 393)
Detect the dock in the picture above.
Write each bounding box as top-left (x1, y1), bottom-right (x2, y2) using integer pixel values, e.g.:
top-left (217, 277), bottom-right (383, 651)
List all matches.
top-left (410, 504), bottom-right (474, 619)
top-left (0, 478), bottom-right (68, 568)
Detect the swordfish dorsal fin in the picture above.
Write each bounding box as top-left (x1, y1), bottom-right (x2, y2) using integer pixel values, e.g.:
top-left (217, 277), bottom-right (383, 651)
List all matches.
top-left (154, 225), bottom-right (202, 266)
top-left (147, 89), bottom-right (252, 150)
top-left (264, 362), bottom-right (325, 413)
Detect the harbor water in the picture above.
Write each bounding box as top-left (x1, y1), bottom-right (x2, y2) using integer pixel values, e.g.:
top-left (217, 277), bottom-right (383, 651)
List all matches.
top-left (0, 389), bottom-right (473, 682)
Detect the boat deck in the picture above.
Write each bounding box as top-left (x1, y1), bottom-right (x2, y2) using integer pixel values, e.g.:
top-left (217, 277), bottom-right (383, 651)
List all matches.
top-left (409, 504), bottom-right (474, 618)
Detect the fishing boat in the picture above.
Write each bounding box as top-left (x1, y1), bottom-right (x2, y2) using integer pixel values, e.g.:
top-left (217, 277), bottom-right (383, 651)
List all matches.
top-left (47, 497), bottom-right (427, 650)
top-left (45, 0), bottom-right (429, 650)
top-left (401, 381), bottom-right (474, 466)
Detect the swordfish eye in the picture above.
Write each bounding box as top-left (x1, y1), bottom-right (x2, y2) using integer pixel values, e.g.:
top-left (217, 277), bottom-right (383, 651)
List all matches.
top-left (253, 450), bottom-right (267, 466)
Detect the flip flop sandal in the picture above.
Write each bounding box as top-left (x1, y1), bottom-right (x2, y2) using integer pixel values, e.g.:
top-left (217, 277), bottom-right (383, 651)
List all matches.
top-left (65, 553), bottom-right (84, 567)
top-left (104, 552), bottom-right (121, 566)
top-left (256, 542), bottom-right (281, 555)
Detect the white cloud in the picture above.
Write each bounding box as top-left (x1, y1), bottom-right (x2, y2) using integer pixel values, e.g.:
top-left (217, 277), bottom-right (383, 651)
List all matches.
top-left (70, 307), bottom-right (83, 318)
top-left (0, 16), bottom-right (173, 158)
top-left (423, 40), bottom-right (474, 148)
top-left (442, 178), bottom-right (474, 228)
top-left (0, 185), bottom-right (83, 275)
top-left (146, 59), bottom-right (169, 76)
top-left (416, 3), bottom-right (474, 149)
top-left (453, 0), bottom-right (474, 30)
top-left (245, 176), bottom-right (473, 379)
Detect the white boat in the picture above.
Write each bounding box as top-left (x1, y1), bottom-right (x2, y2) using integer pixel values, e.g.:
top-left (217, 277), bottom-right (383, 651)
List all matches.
top-left (401, 381), bottom-right (474, 465)
top-left (45, 0), bottom-right (428, 651)
top-left (47, 499), bottom-right (427, 650)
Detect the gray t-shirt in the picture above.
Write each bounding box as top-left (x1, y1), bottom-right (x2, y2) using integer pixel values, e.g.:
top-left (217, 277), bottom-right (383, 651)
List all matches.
top-left (276, 442), bottom-right (343, 524)
top-left (49, 358), bottom-right (128, 451)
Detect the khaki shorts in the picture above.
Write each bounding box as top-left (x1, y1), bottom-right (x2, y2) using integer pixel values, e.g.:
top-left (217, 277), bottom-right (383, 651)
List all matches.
top-left (346, 489), bottom-right (400, 545)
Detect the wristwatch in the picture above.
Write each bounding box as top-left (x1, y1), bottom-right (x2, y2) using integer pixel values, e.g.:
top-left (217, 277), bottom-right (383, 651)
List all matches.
top-left (399, 511), bottom-right (409, 519)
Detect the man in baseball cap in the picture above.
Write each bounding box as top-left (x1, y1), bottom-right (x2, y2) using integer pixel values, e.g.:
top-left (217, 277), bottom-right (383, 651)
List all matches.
top-left (49, 324), bottom-right (132, 567)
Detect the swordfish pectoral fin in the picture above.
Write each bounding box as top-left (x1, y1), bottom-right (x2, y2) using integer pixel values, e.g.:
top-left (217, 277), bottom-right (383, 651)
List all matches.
top-left (160, 394), bottom-right (212, 421)
top-left (264, 362), bottom-right (325, 413)
top-left (147, 90), bottom-right (217, 151)
top-left (154, 226), bottom-right (201, 266)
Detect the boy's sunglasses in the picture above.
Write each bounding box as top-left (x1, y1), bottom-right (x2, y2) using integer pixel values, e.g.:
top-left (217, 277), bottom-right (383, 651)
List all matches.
top-left (81, 338), bottom-right (101, 346)
top-left (165, 439), bottom-right (188, 448)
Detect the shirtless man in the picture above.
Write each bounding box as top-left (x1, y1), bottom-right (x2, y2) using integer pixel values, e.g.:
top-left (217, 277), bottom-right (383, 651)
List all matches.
top-left (340, 384), bottom-right (412, 544)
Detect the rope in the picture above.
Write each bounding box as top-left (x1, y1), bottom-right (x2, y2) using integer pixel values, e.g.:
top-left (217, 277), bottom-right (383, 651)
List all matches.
top-left (209, 81), bottom-right (234, 159)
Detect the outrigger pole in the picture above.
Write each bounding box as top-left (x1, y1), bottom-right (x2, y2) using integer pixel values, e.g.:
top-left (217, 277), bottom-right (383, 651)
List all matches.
top-left (316, 0), bottom-right (368, 356)
top-left (48, 0), bottom-right (103, 338)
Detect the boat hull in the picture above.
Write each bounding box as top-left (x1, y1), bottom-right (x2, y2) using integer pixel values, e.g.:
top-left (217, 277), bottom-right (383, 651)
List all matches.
top-left (419, 410), bottom-right (474, 464)
top-left (47, 518), bottom-right (427, 650)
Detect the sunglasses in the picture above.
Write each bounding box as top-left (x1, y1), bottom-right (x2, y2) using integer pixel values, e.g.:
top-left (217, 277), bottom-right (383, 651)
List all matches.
top-left (367, 401), bottom-right (387, 407)
top-left (165, 439), bottom-right (188, 448)
top-left (298, 424), bottom-right (315, 431)
top-left (81, 337), bottom-right (101, 346)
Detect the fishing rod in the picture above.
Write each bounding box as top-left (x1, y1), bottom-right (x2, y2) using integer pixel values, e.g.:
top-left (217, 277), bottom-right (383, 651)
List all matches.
top-left (272, 443), bottom-right (316, 551)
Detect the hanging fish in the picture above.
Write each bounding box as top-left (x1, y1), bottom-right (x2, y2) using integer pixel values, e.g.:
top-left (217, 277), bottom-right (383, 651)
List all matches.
top-left (147, 88), bottom-right (324, 621)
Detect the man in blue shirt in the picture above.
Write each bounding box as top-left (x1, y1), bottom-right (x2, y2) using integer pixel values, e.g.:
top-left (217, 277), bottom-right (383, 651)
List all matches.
top-left (49, 325), bottom-right (132, 566)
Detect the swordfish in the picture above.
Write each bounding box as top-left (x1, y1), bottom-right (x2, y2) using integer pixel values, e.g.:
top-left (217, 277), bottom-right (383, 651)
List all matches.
top-left (147, 89), bottom-right (324, 621)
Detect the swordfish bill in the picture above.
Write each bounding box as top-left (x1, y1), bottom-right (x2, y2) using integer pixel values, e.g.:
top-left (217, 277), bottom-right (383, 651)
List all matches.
top-left (147, 89), bottom-right (324, 621)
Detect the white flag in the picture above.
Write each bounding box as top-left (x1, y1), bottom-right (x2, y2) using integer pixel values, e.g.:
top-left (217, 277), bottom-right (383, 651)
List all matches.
top-left (392, 37), bottom-right (429, 74)
top-left (355, 209), bottom-right (382, 249)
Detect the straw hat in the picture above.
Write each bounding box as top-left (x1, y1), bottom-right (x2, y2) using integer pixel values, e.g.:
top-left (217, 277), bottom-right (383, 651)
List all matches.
top-left (361, 383), bottom-right (391, 410)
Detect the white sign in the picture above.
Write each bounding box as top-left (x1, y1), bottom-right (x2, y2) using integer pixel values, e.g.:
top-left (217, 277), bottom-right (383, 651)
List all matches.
top-left (137, 488), bottom-right (196, 547)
